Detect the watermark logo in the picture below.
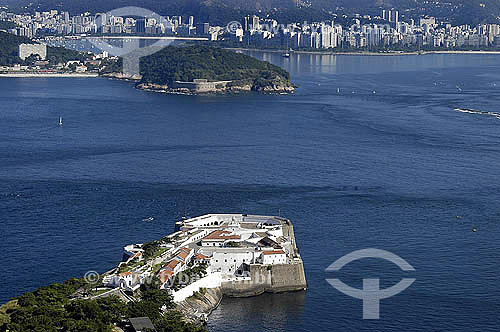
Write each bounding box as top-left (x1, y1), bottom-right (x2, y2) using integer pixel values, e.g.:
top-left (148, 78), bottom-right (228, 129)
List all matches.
top-left (227, 21), bottom-right (243, 34)
top-left (84, 270), bottom-right (100, 285)
top-left (87, 6), bottom-right (174, 76)
top-left (326, 248), bottom-right (415, 319)
top-left (226, 20), bottom-right (391, 35)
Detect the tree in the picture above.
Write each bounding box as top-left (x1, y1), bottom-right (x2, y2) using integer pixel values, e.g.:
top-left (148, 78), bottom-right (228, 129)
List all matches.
top-left (140, 290), bottom-right (175, 310)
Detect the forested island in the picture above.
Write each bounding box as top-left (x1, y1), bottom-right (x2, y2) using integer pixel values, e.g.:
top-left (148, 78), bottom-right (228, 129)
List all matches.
top-left (103, 45), bottom-right (295, 94)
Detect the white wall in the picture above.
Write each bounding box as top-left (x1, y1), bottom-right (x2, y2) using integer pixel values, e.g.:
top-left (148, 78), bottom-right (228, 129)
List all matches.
top-left (262, 253), bottom-right (286, 265)
top-left (211, 251), bottom-right (255, 274)
top-left (201, 240), bottom-right (223, 247)
top-left (172, 272), bottom-right (223, 302)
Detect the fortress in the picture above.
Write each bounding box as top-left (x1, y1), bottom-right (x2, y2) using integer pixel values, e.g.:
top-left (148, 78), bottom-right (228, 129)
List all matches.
top-left (99, 214), bottom-right (307, 321)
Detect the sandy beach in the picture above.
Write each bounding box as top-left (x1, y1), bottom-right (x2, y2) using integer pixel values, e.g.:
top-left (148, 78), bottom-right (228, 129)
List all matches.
top-left (0, 73), bottom-right (99, 78)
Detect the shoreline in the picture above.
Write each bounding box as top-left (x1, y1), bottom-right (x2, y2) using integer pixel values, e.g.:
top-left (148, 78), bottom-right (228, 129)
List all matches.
top-left (0, 73), bottom-right (99, 78)
top-left (225, 47), bottom-right (500, 56)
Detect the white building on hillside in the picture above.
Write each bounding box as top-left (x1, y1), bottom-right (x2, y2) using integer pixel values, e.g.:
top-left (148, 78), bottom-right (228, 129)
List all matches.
top-left (19, 43), bottom-right (47, 60)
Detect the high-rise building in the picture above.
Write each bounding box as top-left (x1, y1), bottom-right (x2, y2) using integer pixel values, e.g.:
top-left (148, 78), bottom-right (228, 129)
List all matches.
top-left (252, 15), bottom-right (260, 30)
top-left (189, 16), bottom-right (194, 27)
top-left (244, 16), bottom-right (250, 31)
top-left (63, 11), bottom-right (70, 24)
top-left (382, 10), bottom-right (387, 20)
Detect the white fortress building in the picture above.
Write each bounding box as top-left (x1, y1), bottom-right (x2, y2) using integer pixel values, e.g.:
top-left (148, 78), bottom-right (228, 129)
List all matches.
top-left (175, 214), bottom-right (296, 274)
top-left (100, 214), bottom-right (306, 306)
top-left (19, 43), bottom-right (47, 60)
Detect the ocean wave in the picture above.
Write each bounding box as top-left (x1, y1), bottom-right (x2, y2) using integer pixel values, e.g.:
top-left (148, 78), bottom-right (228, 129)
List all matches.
top-left (454, 108), bottom-right (500, 120)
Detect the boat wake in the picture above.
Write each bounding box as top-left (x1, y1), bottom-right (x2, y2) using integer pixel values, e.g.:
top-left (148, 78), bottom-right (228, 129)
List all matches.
top-left (454, 108), bottom-right (500, 120)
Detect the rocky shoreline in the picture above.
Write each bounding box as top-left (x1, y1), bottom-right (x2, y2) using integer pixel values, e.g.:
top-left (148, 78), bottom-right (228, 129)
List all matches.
top-left (176, 281), bottom-right (308, 325)
top-left (176, 261), bottom-right (307, 325)
top-left (136, 81), bottom-right (295, 95)
top-left (176, 287), bottom-right (223, 324)
top-left (100, 72), bottom-right (142, 81)
top-left (100, 72), bottom-right (295, 95)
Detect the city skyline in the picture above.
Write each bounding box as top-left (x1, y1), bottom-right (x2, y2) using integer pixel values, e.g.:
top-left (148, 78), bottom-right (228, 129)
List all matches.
top-left (2, 7), bottom-right (500, 51)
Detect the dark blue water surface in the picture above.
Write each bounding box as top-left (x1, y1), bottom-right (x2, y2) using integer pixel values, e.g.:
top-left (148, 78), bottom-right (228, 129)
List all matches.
top-left (1, 52), bottom-right (500, 331)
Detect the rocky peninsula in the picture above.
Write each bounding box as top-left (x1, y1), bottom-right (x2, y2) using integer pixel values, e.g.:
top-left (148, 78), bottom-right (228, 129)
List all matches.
top-left (0, 214), bottom-right (306, 331)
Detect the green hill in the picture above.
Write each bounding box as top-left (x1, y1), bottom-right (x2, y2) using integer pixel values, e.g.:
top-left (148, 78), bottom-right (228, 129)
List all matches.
top-left (0, 31), bottom-right (88, 66)
top-left (0, 31), bottom-right (33, 65)
top-left (137, 45), bottom-right (295, 93)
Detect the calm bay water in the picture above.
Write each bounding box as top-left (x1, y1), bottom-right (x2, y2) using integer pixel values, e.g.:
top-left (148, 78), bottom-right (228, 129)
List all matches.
top-left (1, 52), bottom-right (499, 331)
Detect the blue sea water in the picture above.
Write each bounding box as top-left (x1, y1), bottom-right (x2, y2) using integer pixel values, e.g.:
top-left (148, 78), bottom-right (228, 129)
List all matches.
top-left (0, 52), bottom-right (499, 331)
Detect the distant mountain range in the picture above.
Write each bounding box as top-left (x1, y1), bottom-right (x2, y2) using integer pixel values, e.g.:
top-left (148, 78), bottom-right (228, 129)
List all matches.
top-left (4, 0), bottom-right (500, 25)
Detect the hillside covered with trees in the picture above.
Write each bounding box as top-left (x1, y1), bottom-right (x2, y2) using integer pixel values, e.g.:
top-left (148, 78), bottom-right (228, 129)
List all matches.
top-left (0, 31), bottom-right (88, 66)
top-left (0, 278), bottom-right (205, 332)
top-left (0, 31), bottom-right (33, 65)
top-left (136, 45), bottom-right (294, 93)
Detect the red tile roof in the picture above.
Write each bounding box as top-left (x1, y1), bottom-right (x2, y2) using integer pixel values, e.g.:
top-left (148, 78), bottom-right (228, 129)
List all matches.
top-left (158, 270), bottom-right (174, 284)
top-left (167, 260), bottom-right (181, 270)
top-left (262, 250), bottom-right (285, 255)
top-left (202, 230), bottom-right (241, 241)
top-left (195, 253), bottom-right (210, 260)
top-left (176, 250), bottom-right (190, 260)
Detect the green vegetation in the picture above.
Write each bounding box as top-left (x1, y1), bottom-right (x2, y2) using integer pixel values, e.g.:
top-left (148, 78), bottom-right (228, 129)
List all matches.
top-left (118, 240), bottom-right (171, 273)
top-left (46, 46), bottom-right (87, 65)
top-left (188, 288), bottom-right (208, 301)
top-left (139, 45), bottom-right (293, 91)
top-left (0, 300), bottom-right (18, 326)
top-left (0, 279), bottom-right (206, 332)
top-left (142, 241), bottom-right (168, 260)
top-left (0, 31), bottom-right (88, 66)
top-left (171, 263), bottom-right (208, 291)
top-left (0, 31), bottom-right (32, 65)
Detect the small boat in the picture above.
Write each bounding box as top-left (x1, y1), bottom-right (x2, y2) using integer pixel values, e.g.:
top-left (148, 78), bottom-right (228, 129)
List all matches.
top-left (58, 117), bottom-right (63, 126)
top-left (282, 52), bottom-right (290, 58)
top-left (142, 217), bottom-right (155, 222)
top-left (337, 88), bottom-right (340, 93)
top-left (472, 228), bottom-right (477, 232)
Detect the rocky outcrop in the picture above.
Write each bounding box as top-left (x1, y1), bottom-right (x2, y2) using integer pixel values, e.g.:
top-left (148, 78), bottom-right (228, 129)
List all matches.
top-left (136, 81), bottom-right (295, 95)
top-left (176, 287), bottom-right (223, 324)
top-left (253, 83), bottom-right (296, 94)
top-left (136, 82), bottom-right (171, 93)
top-left (101, 72), bottom-right (142, 81)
